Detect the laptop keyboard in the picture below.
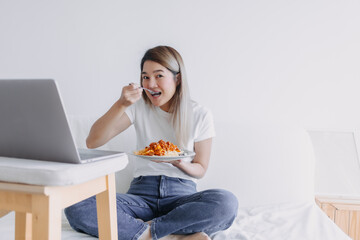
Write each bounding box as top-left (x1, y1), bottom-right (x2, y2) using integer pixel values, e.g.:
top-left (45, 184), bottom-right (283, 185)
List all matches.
top-left (79, 152), bottom-right (102, 160)
top-left (78, 148), bottom-right (124, 160)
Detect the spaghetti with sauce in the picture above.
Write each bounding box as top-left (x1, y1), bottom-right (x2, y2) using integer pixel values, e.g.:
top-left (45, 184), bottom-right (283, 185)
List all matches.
top-left (134, 140), bottom-right (182, 156)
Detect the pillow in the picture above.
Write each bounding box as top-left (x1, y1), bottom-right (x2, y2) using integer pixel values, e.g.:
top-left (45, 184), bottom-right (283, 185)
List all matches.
top-left (198, 117), bottom-right (315, 207)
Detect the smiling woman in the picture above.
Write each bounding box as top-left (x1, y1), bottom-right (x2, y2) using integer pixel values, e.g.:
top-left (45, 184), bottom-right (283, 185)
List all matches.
top-left (139, 46), bottom-right (191, 149)
top-left (64, 45), bottom-right (239, 240)
top-left (141, 61), bottom-right (178, 112)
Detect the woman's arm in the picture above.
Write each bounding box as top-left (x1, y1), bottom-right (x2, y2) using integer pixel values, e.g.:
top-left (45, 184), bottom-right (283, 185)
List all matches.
top-left (172, 138), bottom-right (212, 179)
top-left (86, 84), bottom-right (142, 149)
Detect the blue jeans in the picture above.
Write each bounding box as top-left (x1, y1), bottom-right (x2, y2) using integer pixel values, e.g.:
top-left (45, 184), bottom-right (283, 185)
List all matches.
top-left (65, 175), bottom-right (238, 240)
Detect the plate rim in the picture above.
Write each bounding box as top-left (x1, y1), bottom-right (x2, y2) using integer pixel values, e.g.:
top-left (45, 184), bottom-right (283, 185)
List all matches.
top-left (129, 150), bottom-right (196, 161)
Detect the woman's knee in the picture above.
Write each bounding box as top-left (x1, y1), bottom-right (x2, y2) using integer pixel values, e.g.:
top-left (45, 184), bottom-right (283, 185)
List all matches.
top-left (203, 189), bottom-right (238, 219)
top-left (64, 196), bottom-right (98, 234)
top-left (65, 196), bottom-right (96, 217)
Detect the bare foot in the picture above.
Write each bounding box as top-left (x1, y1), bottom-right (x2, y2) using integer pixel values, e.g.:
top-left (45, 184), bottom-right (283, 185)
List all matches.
top-left (138, 225), bottom-right (152, 240)
top-left (184, 232), bottom-right (210, 240)
top-left (138, 220), bottom-right (153, 240)
top-left (160, 232), bottom-right (210, 240)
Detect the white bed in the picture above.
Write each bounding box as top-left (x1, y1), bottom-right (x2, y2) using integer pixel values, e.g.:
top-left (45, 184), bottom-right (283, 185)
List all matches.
top-left (0, 201), bottom-right (350, 240)
top-left (212, 202), bottom-right (350, 240)
top-left (0, 116), bottom-right (351, 240)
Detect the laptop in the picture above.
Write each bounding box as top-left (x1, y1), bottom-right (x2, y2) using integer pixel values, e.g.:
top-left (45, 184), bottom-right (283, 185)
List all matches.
top-left (0, 79), bottom-right (125, 163)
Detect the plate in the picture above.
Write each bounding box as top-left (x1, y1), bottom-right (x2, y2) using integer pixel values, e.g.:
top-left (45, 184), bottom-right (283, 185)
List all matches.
top-left (129, 150), bottom-right (196, 161)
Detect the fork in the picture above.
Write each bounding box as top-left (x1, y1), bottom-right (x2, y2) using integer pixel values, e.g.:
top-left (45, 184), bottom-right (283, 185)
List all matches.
top-left (141, 87), bottom-right (159, 95)
top-left (129, 83), bottom-right (159, 95)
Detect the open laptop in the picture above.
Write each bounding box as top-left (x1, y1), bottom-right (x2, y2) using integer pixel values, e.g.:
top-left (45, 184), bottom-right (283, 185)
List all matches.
top-left (0, 79), bottom-right (125, 163)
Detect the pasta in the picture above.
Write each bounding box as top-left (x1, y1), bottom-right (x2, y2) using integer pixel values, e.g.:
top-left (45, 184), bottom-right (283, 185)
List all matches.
top-left (135, 140), bottom-right (182, 156)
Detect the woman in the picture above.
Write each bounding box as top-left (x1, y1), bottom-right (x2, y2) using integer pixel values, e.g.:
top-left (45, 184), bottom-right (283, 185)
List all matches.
top-left (65, 46), bottom-right (238, 240)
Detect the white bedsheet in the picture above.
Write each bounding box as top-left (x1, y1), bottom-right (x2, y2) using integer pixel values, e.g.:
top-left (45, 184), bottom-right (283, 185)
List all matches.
top-left (0, 201), bottom-right (350, 240)
top-left (212, 202), bottom-right (351, 240)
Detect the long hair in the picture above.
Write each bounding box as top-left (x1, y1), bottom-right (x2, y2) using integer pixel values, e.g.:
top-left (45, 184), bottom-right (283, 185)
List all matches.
top-left (140, 46), bottom-right (192, 148)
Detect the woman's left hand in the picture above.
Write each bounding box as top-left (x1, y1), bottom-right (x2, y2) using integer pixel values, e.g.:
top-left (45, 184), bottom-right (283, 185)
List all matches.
top-left (151, 159), bottom-right (182, 166)
top-left (150, 138), bottom-right (212, 179)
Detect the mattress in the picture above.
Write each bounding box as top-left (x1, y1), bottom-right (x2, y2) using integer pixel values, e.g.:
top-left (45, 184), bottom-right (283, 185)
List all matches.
top-left (212, 202), bottom-right (351, 240)
top-left (0, 201), bottom-right (350, 240)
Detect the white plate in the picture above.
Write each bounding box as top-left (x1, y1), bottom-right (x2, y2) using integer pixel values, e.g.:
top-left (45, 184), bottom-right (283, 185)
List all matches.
top-left (130, 150), bottom-right (196, 161)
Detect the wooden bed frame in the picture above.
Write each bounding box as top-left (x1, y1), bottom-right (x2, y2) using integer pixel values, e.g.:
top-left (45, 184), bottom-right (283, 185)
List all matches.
top-left (316, 196), bottom-right (360, 240)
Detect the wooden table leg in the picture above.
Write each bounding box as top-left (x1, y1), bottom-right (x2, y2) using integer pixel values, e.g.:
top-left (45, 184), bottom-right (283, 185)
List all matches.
top-left (32, 194), bottom-right (61, 240)
top-left (96, 173), bottom-right (118, 240)
top-left (15, 212), bottom-right (32, 240)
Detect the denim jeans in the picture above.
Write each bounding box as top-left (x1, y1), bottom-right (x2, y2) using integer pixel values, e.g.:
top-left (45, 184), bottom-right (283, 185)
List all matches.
top-left (65, 175), bottom-right (238, 240)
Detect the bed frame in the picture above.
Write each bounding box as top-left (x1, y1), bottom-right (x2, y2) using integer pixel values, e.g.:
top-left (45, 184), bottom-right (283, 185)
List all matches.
top-left (316, 196), bottom-right (360, 240)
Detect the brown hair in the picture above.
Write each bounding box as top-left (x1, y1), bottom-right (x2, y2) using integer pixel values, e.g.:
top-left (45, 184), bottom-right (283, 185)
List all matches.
top-left (140, 46), bottom-right (192, 148)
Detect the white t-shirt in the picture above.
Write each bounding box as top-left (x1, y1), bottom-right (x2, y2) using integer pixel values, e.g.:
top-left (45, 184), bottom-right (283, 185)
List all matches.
top-left (125, 98), bottom-right (215, 181)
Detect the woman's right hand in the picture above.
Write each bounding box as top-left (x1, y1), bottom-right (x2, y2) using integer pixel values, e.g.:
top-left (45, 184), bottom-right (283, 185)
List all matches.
top-left (87, 83), bottom-right (140, 149)
top-left (119, 83), bottom-right (143, 107)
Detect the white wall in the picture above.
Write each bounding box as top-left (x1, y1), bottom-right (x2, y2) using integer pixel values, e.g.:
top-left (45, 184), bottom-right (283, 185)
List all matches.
top-left (1, 0), bottom-right (359, 126)
top-left (1, 0), bottom-right (360, 201)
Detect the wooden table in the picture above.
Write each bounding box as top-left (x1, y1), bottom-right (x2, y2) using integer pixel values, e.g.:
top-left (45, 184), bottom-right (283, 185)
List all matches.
top-left (0, 155), bottom-right (128, 240)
